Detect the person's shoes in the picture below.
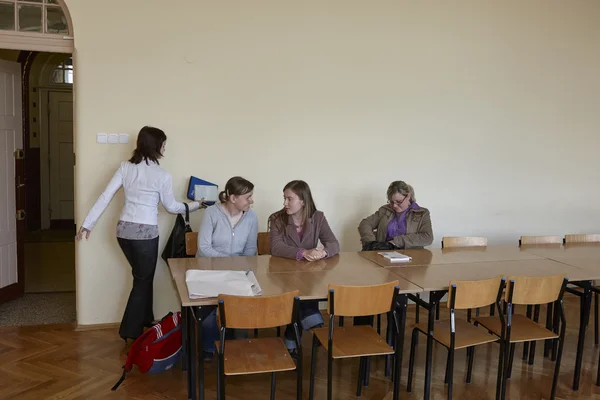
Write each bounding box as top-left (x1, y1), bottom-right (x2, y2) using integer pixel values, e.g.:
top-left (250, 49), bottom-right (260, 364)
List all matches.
top-left (288, 348), bottom-right (298, 361)
top-left (204, 351), bottom-right (215, 361)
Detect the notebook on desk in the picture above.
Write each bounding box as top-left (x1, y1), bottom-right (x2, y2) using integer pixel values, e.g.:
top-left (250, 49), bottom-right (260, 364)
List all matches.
top-left (378, 251), bottom-right (412, 263)
top-left (185, 270), bottom-right (263, 299)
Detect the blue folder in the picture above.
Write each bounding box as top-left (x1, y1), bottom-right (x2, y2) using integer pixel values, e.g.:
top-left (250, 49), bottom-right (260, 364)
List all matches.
top-left (187, 176), bottom-right (218, 205)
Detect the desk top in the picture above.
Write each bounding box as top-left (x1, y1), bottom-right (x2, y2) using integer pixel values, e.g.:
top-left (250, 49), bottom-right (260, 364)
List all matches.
top-left (168, 252), bottom-right (423, 306)
top-left (385, 259), bottom-right (594, 292)
top-left (360, 245), bottom-right (543, 268)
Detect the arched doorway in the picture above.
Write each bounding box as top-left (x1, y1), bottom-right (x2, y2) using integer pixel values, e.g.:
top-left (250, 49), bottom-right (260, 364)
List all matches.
top-left (0, 0), bottom-right (74, 326)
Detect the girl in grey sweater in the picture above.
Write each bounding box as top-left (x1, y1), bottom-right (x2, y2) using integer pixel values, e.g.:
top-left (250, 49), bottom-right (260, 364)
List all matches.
top-left (196, 176), bottom-right (258, 359)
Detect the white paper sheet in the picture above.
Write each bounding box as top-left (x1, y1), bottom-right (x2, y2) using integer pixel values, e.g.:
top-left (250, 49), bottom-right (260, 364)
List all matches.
top-left (185, 270), bottom-right (262, 299)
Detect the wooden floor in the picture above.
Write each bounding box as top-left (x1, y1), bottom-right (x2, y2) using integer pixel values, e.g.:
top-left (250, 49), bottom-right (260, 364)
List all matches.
top-left (1, 297), bottom-right (600, 399)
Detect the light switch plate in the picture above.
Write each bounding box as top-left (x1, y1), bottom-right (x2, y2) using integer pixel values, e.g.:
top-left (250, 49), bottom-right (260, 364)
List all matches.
top-left (119, 134), bottom-right (129, 144)
top-left (108, 133), bottom-right (119, 144)
top-left (96, 133), bottom-right (107, 144)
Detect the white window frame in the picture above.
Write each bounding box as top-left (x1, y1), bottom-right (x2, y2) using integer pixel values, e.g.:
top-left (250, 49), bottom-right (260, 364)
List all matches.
top-left (0, 0), bottom-right (73, 53)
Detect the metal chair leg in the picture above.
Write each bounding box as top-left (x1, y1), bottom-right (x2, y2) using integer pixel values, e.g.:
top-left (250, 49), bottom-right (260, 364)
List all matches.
top-left (466, 347), bottom-right (475, 383)
top-left (356, 357), bottom-right (365, 396)
top-left (309, 334), bottom-right (318, 400)
top-left (407, 328), bottom-right (419, 393)
top-left (270, 373), bottom-right (276, 400)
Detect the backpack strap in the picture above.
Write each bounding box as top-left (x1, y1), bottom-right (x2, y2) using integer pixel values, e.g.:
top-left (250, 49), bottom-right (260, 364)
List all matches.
top-left (111, 367), bottom-right (127, 391)
top-left (184, 203), bottom-right (190, 227)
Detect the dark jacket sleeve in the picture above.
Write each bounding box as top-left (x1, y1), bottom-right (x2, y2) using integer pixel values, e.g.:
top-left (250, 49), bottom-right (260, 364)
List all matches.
top-left (269, 218), bottom-right (303, 259)
top-left (390, 209), bottom-right (434, 249)
top-left (319, 213), bottom-right (340, 257)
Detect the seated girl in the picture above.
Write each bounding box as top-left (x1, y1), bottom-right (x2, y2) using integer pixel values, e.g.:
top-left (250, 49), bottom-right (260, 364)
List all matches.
top-left (196, 176), bottom-right (258, 359)
top-left (268, 180), bottom-right (339, 352)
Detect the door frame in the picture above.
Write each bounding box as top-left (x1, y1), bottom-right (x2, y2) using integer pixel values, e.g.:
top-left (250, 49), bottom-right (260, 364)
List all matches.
top-left (0, 0), bottom-right (74, 306)
top-left (40, 87), bottom-right (73, 229)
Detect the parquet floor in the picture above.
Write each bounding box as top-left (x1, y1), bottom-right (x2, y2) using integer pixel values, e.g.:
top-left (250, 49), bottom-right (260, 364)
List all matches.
top-left (1, 297), bottom-right (600, 399)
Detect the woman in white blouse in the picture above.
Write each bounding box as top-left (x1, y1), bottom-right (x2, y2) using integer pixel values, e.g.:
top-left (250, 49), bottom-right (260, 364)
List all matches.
top-left (76, 126), bottom-right (201, 342)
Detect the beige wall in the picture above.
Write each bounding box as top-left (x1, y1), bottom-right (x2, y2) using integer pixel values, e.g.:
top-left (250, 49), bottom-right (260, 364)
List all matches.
top-left (64, 0), bottom-right (600, 325)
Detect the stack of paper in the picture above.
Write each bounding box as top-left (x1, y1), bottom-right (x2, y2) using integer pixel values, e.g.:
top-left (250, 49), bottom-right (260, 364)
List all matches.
top-left (185, 270), bottom-right (263, 299)
top-left (378, 251), bottom-right (412, 263)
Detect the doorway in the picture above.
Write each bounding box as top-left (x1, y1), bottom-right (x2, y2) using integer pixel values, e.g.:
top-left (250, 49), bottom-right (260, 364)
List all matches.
top-left (0, 48), bottom-right (75, 327)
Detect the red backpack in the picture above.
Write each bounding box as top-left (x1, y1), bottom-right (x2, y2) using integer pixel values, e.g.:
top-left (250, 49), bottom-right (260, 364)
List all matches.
top-left (111, 311), bottom-right (183, 390)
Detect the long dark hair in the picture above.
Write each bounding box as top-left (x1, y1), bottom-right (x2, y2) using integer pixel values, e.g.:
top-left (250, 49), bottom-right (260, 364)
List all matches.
top-left (129, 126), bottom-right (167, 165)
top-left (270, 180), bottom-right (317, 231)
top-left (218, 176), bottom-right (254, 203)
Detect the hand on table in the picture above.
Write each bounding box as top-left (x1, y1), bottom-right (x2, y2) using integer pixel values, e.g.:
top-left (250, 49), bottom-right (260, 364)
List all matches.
top-left (303, 248), bottom-right (327, 261)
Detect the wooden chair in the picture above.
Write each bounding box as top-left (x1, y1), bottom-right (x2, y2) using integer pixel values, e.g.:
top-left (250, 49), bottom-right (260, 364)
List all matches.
top-left (518, 235), bottom-right (562, 360)
top-left (257, 232), bottom-right (270, 255)
top-left (185, 232), bottom-right (198, 256)
top-left (438, 236), bottom-right (490, 321)
top-left (308, 281), bottom-right (401, 400)
top-left (564, 233), bottom-right (600, 244)
top-left (474, 274), bottom-right (568, 400)
top-left (216, 290), bottom-right (302, 400)
top-left (519, 235), bottom-right (562, 245)
top-left (407, 276), bottom-right (504, 400)
top-left (441, 236), bottom-right (488, 248)
top-left (564, 233), bottom-right (600, 381)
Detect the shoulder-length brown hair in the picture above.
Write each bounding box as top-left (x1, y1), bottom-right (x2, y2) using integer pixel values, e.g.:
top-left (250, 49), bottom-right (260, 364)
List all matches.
top-left (270, 180), bottom-right (317, 231)
top-left (129, 126), bottom-right (167, 165)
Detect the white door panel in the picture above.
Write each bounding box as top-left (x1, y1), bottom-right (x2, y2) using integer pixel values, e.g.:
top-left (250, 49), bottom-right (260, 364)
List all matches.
top-left (0, 60), bottom-right (22, 291)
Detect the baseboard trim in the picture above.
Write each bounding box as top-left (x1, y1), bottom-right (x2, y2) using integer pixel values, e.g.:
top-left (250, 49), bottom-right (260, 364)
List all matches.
top-left (75, 322), bottom-right (119, 332)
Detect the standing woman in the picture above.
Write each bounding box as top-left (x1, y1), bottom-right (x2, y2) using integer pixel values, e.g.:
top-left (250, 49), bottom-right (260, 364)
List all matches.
top-left (269, 180), bottom-right (339, 352)
top-left (76, 126), bottom-right (201, 342)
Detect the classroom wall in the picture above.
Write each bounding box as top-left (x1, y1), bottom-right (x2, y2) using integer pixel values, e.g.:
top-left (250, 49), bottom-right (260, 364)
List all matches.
top-left (64, 0), bottom-right (600, 325)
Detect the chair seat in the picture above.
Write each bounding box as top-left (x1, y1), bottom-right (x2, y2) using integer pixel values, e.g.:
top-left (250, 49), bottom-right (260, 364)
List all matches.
top-left (415, 319), bottom-right (499, 349)
top-left (313, 325), bottom-right (394, 359)
top-left (215, 337), bottom-right (296, 375)
top-left (474, 314), bottom-right (558, 343)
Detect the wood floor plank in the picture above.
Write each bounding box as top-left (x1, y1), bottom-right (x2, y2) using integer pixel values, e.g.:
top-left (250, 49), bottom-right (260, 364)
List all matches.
top-left (0, 297), bottom-right (599, 399)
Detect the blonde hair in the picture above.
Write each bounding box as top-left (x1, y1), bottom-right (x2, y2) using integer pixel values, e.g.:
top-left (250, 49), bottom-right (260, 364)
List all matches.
top-left (386, 181), bottom-right (416, 203)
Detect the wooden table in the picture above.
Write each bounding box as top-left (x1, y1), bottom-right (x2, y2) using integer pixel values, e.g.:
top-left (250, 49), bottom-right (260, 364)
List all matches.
top-left (360, 245), bottom-right (543, 268)
top-left (169, 252), bottom-right (422, 400)
top-left (168, 245), bottom-right (600, 400)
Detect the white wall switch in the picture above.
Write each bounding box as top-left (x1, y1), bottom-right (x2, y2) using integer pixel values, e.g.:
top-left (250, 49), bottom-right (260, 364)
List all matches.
top-left (108, 133), bottom-right (119, 144)
top-left (119, 134), bottom-right (129, 144)
top-left (96, 133), bottom-right (107, 144)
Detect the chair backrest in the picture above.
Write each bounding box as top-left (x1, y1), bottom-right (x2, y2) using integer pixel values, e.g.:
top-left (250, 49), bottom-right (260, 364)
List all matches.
top-left (519, 235), bottom-right (562, 245)
top-left (564, 234), bottom-right (600, 244)
top-left (504, 274), bottom-right (567, 305)
top-left (447, 276), bottom-right (504, 310)
top-left (186, 232), bottom-right (198, 256)
top-left (328, 281), bottom-right (399, 317)
top-left (257, 232), bottom-right (270, 255)
top-left (441, 236), bottom-right (487, 248)
top-left (217, 290), bottom-right (300, 329)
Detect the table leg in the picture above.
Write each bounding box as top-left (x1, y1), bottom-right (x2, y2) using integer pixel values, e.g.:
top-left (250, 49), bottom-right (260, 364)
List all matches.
top-left (424, 291), bottom-right (444, 400)
top-left (182, 306), bottom-right (188, 372)
top-left (192, 306), bottom-right (217, 400)
top-left (189, 307), bottom-right (197, 400)
top-left (394, 294), bottom-right (407, 400)
top-left (573, 281), bottom-right (592, 391)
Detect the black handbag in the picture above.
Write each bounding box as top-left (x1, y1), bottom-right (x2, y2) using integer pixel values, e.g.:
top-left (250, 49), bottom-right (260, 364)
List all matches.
top-left (161, 203), bottom-right (193, 262)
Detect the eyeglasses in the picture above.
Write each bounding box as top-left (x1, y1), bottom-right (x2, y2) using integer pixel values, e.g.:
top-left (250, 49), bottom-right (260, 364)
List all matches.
top-left (389, 195), bottom-right (408, 206)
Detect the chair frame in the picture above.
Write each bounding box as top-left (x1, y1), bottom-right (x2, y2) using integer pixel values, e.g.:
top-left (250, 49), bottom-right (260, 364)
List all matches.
top-left (308, 285), bottom-right (401, 400)
top-left (492, 277), bottom-right (568, 400)
top-left (217, 295), bottom-right (302, 400)
top-left (407, 278), bottom-right (505, 400)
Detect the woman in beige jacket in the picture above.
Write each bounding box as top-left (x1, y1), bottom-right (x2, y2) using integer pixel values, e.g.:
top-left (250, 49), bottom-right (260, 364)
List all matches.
top-left (358, 181), bottom-right (433, 250)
